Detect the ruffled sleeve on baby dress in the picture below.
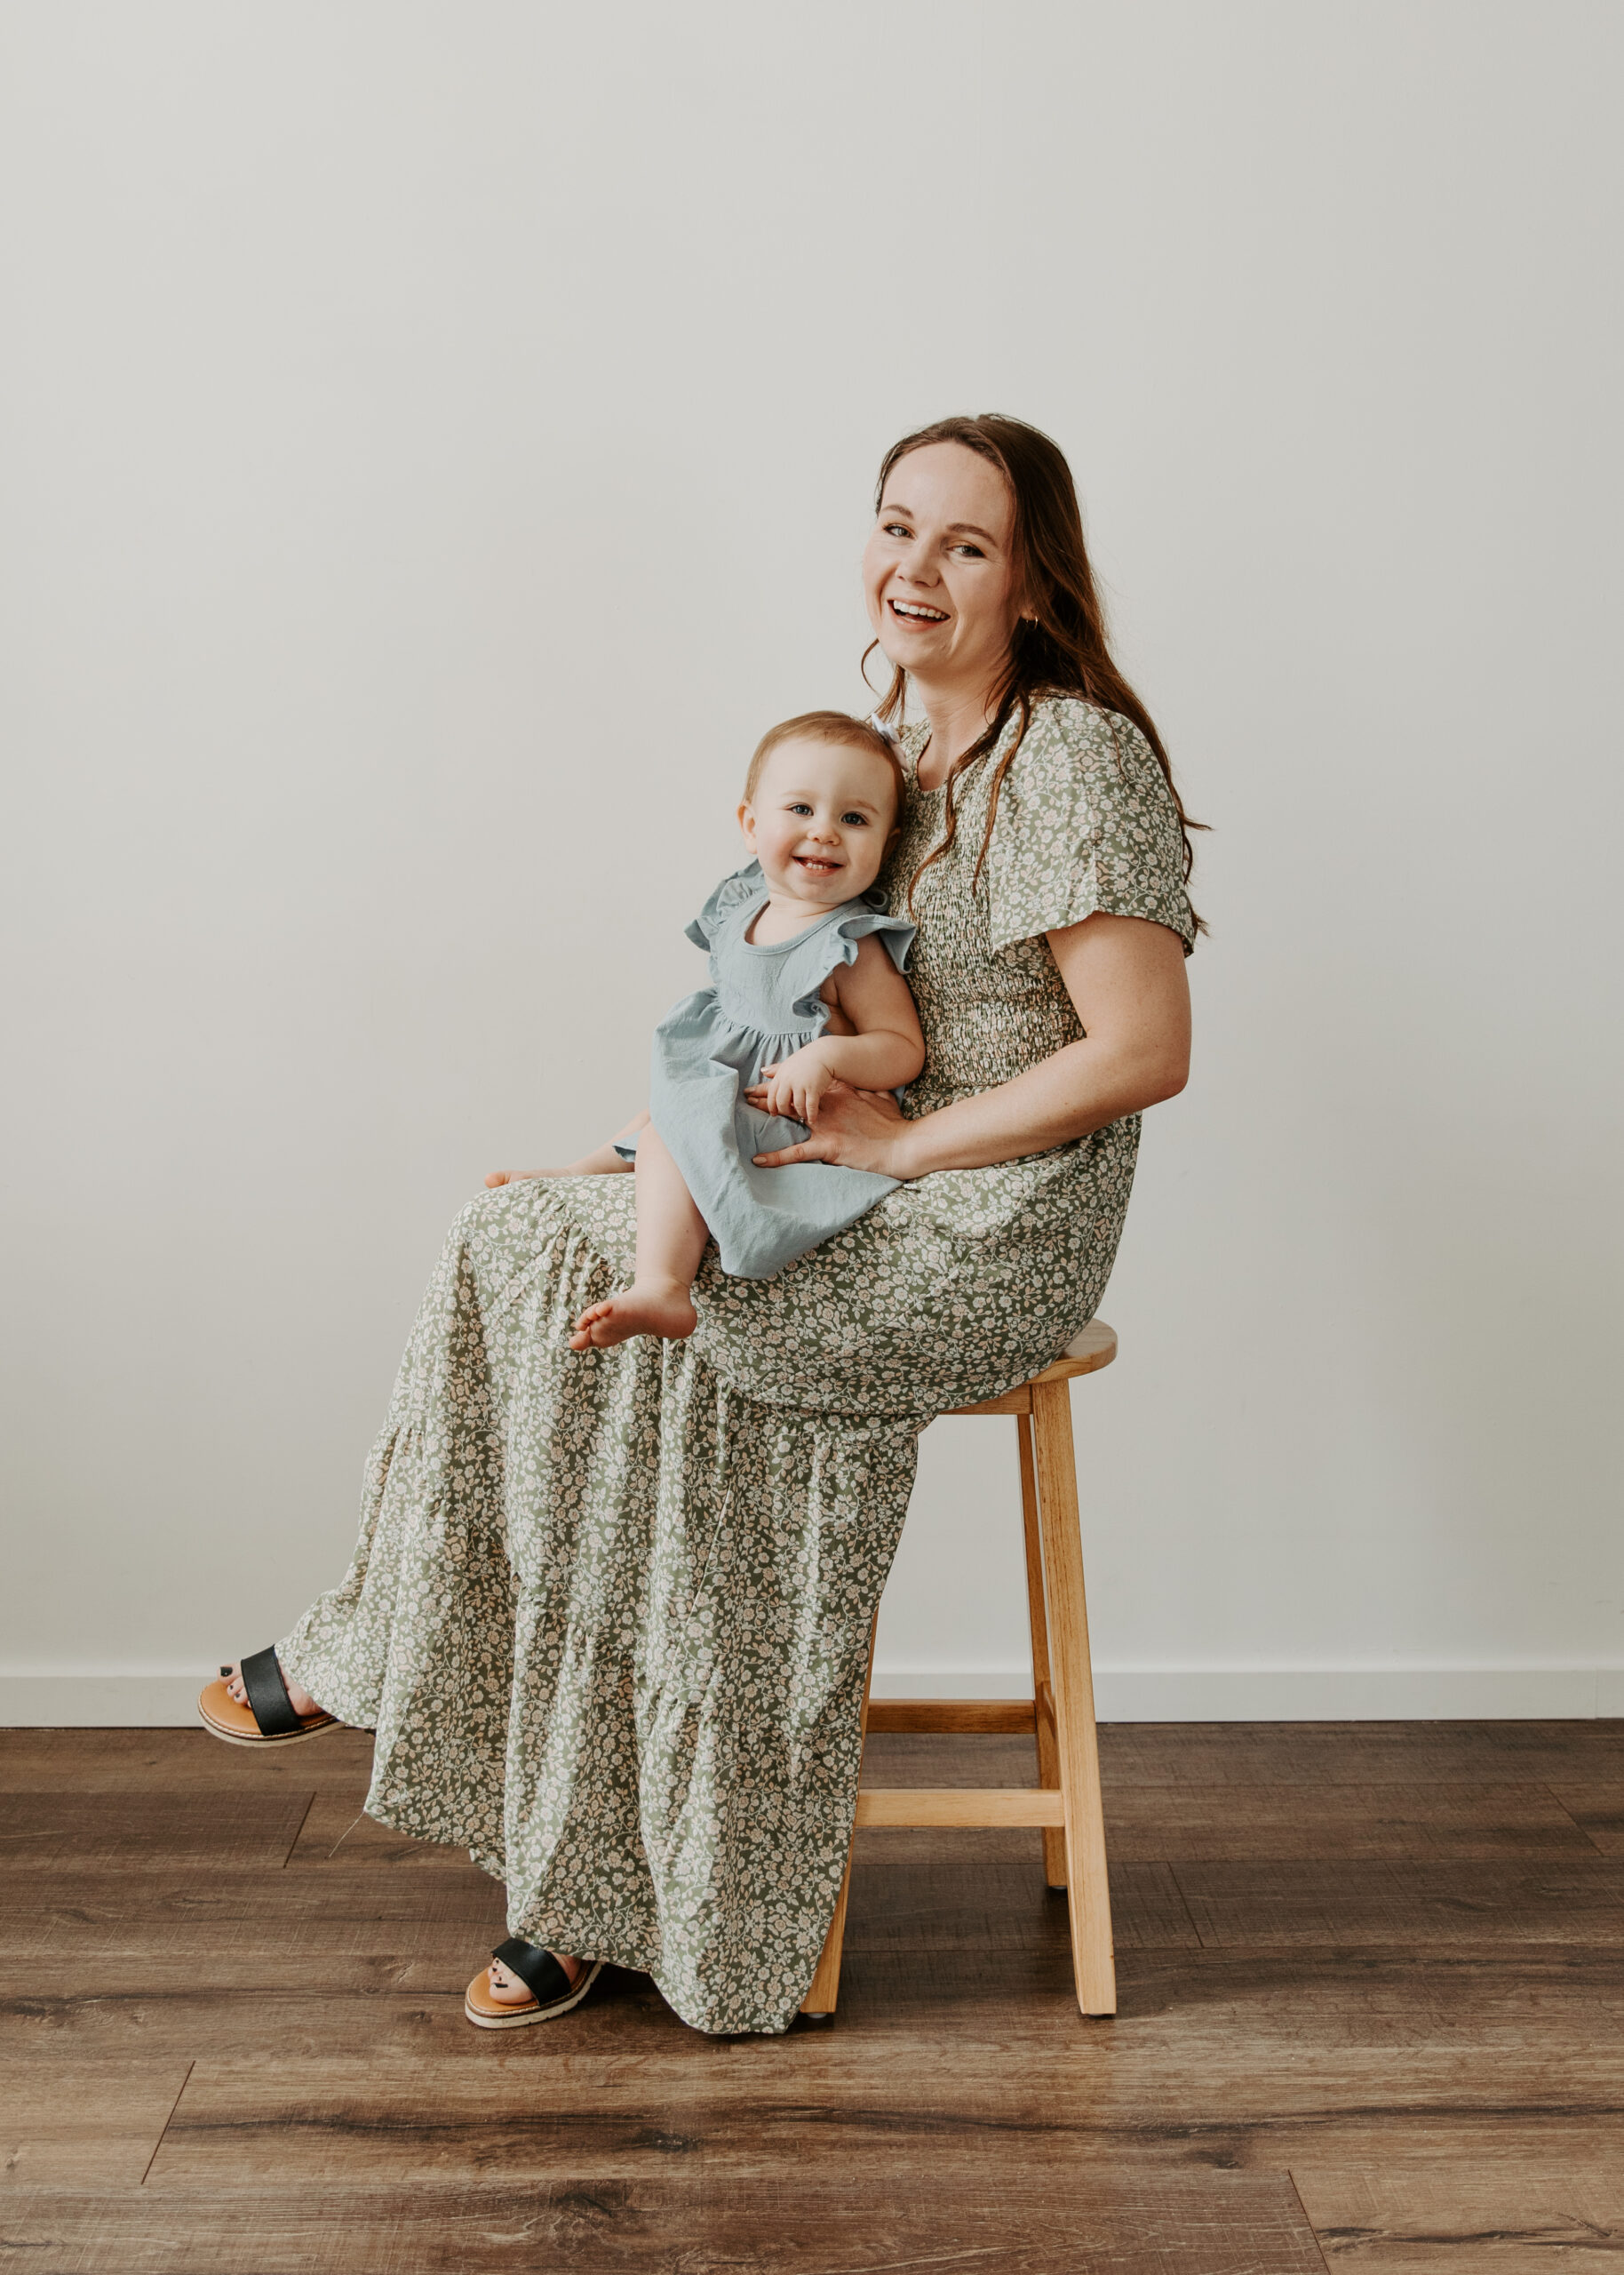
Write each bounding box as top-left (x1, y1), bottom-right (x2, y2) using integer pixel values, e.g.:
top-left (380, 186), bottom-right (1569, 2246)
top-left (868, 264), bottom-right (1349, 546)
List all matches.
top-left (982, 698), bottom-right (1197, 957)
top-left (685, 861), bottom-right (766, 951)
top-left (832, 895), bottom-right (914, 974)
top-left (778, 893), bottom-right (915, 1027)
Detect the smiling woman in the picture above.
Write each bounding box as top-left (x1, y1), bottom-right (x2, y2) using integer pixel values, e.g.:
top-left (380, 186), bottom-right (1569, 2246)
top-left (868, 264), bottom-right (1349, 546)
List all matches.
top-left (197, 414), bottom-right (1198, 2039)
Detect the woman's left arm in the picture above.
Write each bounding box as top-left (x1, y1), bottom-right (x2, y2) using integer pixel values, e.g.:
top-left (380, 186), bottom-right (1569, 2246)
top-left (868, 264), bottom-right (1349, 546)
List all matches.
top-left (751, 913), bottom-right (1190, 1178)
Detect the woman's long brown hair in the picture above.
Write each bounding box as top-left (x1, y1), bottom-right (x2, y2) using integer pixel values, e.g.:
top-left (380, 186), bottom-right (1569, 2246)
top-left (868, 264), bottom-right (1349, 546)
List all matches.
top-left (867, 413), bottom-right (1205, 924)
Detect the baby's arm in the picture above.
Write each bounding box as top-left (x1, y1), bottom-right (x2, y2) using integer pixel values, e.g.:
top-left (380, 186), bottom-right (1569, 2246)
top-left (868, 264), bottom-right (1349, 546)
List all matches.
top-left (755, 938), bottom-right (925, 1125)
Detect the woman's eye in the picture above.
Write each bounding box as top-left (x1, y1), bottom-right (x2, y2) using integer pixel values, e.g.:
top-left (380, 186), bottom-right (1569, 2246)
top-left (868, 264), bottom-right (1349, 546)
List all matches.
top-left (953, 542), bottom-right (985, 558)
top-left (883, 523), bottom-right (911, 539)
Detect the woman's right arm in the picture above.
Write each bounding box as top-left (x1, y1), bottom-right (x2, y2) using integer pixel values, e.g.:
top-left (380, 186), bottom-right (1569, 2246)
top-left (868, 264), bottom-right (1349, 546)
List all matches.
top-left (752, 913), bottom-right (1190, 1179)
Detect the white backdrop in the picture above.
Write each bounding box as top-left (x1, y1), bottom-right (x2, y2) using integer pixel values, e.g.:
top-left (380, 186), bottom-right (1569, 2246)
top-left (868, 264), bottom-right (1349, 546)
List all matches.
top-left (3, 1), bottom-right (1620, 1723)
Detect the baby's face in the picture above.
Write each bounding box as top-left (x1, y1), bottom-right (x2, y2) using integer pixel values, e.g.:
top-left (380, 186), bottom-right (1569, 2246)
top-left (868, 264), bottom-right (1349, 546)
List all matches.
top-left (739, 738), bottom-right (899, 907)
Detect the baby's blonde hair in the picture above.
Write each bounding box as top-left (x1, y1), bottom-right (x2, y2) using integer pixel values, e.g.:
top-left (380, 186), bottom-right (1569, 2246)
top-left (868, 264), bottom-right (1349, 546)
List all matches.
top-left (743, 710), bottom-right (906, 823)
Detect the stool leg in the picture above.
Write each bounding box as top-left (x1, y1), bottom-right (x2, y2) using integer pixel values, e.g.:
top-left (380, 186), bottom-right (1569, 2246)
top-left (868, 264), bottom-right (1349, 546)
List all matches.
top-left (1031, 1377), bottom-right (1116, 2017)
top-left (800, 1614), bottom-right (878, 2016)
top-left (1018, 1412), bottom-right (1067, 1889)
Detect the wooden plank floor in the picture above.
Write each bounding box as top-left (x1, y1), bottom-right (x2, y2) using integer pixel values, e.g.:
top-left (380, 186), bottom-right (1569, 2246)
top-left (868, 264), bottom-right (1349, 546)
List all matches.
top-left (4, 1724), bottom-right (1623, 2271)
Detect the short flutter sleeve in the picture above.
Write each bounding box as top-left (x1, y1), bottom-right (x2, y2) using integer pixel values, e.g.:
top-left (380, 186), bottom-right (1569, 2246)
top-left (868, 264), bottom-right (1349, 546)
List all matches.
top-left (685, 859), bottom-right (765, 950)
top-left (982, 699), bottom-right (1197, 956)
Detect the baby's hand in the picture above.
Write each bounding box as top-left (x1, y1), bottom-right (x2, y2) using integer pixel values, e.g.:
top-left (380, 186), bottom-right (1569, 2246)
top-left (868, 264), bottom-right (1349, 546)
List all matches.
top-left (758, 1048), bottom-right (836, 1127)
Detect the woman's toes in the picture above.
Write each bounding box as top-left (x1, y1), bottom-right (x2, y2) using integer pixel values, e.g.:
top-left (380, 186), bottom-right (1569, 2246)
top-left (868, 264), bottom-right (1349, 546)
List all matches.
top-left (219, 1658), bottom-right (319, 1718)
top-left (484, 1951), bottom-right (582, 2005)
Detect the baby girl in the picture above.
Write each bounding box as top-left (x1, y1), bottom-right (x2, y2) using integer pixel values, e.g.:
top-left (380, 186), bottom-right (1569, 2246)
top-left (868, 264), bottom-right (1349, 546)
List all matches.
top-left (569, 710), bottom-right (925, 1349)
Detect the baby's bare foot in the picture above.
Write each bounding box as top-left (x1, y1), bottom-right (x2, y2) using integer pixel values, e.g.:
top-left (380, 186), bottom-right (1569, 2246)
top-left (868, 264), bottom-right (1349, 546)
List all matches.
top-left (569, 1283), bottom-right (697, 1351)
top-left (487, 1952), bottom-right (584, 2005)
top-left (222, 1661), bottom-right (320, 1718)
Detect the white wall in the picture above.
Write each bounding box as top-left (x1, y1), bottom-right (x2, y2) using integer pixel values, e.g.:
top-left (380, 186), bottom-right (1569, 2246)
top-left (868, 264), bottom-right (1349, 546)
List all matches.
top-left (3, 1), bottom-right (1620, 1724)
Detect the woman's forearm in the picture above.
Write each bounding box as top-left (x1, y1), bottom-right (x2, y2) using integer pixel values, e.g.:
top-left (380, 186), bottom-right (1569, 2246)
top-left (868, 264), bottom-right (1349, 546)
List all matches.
top-left (893, 1032), bottom-right (1186, 1179)
top-left (749, 916), bottom-right (1191, 1184)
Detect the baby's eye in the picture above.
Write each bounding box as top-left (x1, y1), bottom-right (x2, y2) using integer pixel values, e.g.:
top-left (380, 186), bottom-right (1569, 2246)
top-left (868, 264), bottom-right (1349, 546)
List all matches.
top-left (787, 802), bottom-right (813, 816)
top-left (840, 811), bottom-right (869, 826)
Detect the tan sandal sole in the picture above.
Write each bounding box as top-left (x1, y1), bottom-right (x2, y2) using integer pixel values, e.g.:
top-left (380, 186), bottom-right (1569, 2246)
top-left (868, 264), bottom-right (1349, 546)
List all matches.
top-left (464, 1960), bottom-right (603, 2030)
top-left (196, 1676), bottom-right (338, 1747)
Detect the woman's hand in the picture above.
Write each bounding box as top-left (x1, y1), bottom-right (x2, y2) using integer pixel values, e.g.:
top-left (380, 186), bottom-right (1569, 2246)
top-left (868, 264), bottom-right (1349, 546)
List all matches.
top-left (746, 1082), bottom-right (918, 1177)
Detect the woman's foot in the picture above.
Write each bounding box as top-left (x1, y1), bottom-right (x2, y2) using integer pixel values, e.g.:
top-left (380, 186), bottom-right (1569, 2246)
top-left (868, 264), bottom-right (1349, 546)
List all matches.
top-left (569, 1281), bottom-right (697, 1351)
top-left (221, 1661), bottom-right (321, 1719)
top-left (199, 1650), bottom-right (338, 1748)
top-left (465, 1942), bottom-right (603, 2030)
top-left (487, 1951), bottom-right (584, 2005)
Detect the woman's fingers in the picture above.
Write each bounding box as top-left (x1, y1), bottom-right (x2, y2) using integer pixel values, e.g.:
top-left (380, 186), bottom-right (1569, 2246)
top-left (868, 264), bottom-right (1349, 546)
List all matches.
top-left (752, 1137), bottom-right (828, 1167)
top-left (752, 1082), bottom-right (912, 1175)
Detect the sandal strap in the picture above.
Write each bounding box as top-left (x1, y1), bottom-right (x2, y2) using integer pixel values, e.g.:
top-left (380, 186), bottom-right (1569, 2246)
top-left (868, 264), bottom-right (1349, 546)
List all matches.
top-left (239, 1647), bottom-right (303, 1738)
top-left (491, 1938), bottom-right (571, 2008)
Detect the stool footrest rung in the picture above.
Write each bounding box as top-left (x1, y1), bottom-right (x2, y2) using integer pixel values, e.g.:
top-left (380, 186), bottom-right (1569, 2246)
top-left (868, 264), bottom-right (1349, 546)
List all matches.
top-left (854, 1788), bottom-right (1065, 1828)
top-left (866, 1699), bottom-right (1037, 1735)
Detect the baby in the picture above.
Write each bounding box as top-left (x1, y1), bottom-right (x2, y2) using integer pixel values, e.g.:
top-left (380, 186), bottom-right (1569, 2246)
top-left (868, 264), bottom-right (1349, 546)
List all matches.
top-left (569, 711), bottom-right (925, 1350)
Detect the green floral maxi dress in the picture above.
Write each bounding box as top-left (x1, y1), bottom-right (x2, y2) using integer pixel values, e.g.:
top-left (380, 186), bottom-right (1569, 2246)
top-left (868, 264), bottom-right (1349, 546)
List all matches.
top-left (278, 697), bottom-right (1196, 2035)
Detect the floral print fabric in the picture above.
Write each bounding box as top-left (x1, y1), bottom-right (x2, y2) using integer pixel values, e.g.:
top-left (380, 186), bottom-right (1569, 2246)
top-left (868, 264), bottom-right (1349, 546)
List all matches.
top-left (278, 697), bottom-right (1194, 2034)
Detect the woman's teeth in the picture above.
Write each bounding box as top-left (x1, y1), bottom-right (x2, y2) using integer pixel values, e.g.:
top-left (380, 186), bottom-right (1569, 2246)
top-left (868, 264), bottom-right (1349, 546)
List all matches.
top-left (890, 599), bottom-right (948, 623)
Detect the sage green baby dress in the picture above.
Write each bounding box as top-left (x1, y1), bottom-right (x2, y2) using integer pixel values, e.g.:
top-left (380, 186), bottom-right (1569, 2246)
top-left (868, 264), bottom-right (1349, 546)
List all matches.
top-left (619, 861), bottom-right (915, 1279)
top-left (277, 696), bottom-right (1196, 2036)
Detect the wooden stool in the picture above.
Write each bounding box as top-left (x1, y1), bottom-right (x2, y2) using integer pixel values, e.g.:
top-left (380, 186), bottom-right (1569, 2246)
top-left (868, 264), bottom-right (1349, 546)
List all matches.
top-left (801, 1319), bottom-right (1118, 2019)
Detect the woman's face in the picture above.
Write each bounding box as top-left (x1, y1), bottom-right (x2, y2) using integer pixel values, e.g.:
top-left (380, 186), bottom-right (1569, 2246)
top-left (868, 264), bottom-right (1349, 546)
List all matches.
top-left (863, 442), bottom-right (1023, 698)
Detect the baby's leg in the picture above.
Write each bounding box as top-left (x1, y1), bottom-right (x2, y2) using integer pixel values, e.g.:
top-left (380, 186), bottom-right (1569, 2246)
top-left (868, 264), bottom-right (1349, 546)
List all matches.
top-left (569, 1124), bottom-right (707, 1350)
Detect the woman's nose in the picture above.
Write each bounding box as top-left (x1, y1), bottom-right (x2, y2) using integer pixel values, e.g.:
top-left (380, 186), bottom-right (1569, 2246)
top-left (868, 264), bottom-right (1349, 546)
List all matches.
top-left (898, 542), bottom-right (938, 587)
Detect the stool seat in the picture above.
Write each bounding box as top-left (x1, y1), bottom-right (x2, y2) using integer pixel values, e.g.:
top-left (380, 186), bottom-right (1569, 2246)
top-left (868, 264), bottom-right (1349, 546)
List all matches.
top-left (801, 1317), bottom-right (1119, 2021)
top-left (948, 1319), bottom-right (1118, 1413)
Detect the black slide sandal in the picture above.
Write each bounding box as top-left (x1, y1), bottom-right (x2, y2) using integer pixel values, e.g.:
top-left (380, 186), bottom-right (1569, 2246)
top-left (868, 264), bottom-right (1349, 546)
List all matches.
top-left (197, 1647), bottom-right (338, 1746)
top-left (465, 1938), bottom-right (604, 2029)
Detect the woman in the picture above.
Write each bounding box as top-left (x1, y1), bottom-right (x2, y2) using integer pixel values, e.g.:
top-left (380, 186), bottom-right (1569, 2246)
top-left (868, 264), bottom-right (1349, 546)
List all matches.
top-left (201, 413), bottom-right (1199, 2036)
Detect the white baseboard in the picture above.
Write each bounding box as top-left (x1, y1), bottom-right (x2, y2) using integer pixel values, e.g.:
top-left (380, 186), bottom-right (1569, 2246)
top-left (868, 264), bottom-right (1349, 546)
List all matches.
top-left (3, 1665), bottom-right (1621, 1728)
top-left (872, 1664), bottom-right (1622, 1720)
top-left (1090, 1666), bottom-right (1612, 1721)
top-left (0, 1674), bottom-right (213, 1728)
